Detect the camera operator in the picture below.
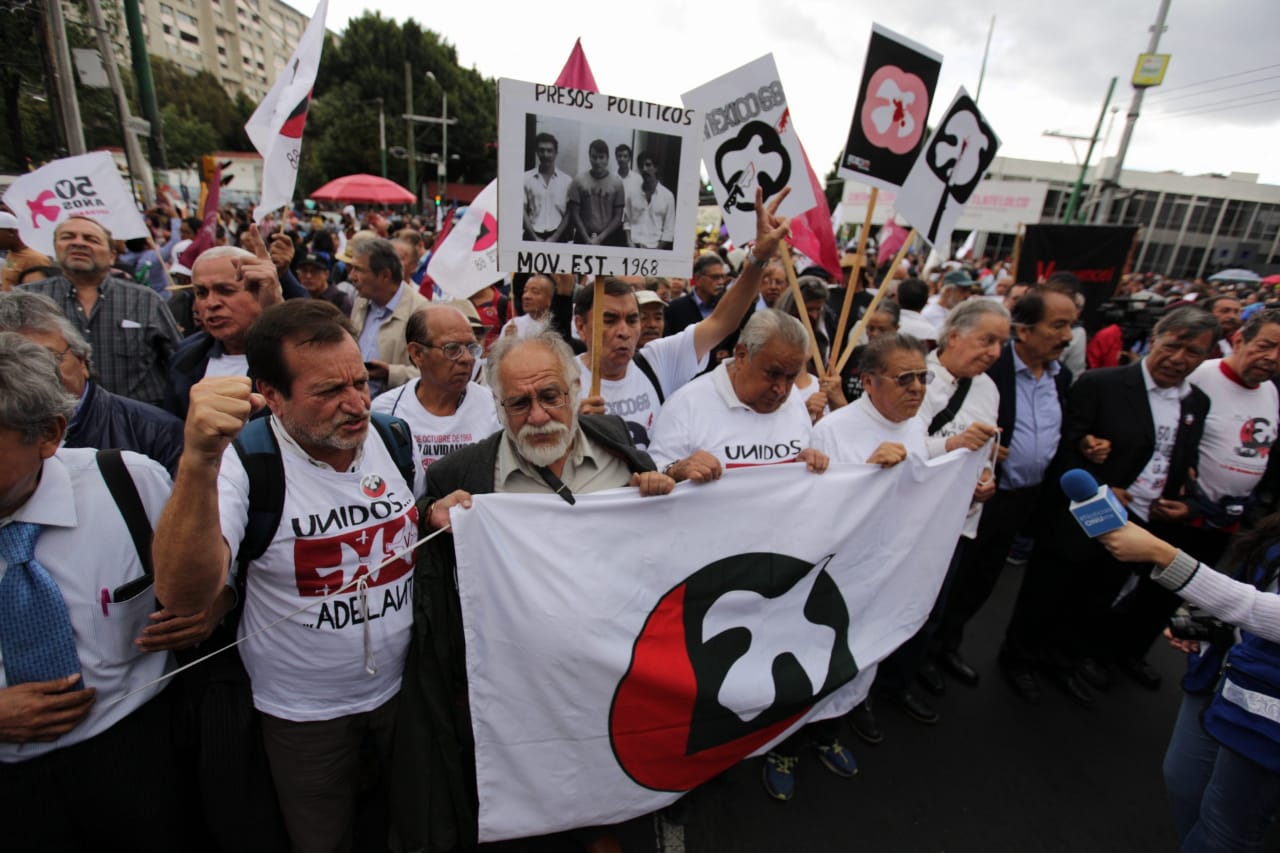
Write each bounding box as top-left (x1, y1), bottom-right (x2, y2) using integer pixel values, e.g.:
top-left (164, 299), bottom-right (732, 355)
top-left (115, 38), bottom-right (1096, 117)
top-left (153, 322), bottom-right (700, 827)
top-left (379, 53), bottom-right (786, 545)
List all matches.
top-left (1101, 520), bottom-right (1280, 851)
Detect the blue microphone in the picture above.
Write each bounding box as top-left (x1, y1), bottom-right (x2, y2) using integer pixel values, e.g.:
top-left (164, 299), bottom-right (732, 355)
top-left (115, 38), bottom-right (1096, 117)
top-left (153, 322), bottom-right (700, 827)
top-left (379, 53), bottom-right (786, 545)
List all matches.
top-left (1060, 468), bottom-right (1128, 537)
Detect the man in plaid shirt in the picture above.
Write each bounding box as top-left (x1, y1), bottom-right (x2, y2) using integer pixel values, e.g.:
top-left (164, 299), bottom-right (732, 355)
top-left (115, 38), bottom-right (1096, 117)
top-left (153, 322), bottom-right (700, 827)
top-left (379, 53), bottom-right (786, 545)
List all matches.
top-left (21, 216), bottom-right (180, 407)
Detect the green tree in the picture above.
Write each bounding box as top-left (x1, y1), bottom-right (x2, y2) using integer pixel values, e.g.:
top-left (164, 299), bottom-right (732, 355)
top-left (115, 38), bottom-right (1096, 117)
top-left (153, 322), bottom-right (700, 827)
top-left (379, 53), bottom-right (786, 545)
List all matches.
top-left (159, 103), bottom-right (219, 168)
top-left (302, 13), bottom-right (497, 198)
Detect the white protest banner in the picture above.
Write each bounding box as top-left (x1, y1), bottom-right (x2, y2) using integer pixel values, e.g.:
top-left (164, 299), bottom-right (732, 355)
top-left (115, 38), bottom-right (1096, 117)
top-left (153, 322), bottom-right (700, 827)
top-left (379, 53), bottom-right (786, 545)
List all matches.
top-left (841, 179), bottom-right (1048, 233)
top-left (453, 454), bottom-right (984, 841)
top-left (681, 54), bottom-right (817, 246)
top-left (244, 0), bottom-right (328, 222)
top-left (497, 79), bottom-right (701, 278)
top-left (839, 25), bottom-right (943, 191)
top-left (3, 151), bottom-right (148, 256)
top-left (426, 180), bottom-right (500, 299)
top-left (895, 87), bottom-right (1001, 252)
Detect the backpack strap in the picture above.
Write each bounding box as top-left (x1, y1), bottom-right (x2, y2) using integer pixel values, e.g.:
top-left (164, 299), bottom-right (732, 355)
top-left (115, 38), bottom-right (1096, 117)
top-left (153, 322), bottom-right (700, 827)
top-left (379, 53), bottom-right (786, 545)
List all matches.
top-left (370, 411), bottom-right (417, 491)
top-left (231, 417), bottom-right (285, 568)
top-left (632, 352), bottom-right (665, 405)
top-left (927, 377), bottom-right (973, 436)
top-left (96, 449), bottom-right (153, 575)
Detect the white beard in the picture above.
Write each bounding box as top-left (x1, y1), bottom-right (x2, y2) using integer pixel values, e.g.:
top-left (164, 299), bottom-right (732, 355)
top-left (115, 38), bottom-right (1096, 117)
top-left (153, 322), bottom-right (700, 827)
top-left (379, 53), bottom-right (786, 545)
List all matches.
top-left (514, 421), bottom-right (574, 467)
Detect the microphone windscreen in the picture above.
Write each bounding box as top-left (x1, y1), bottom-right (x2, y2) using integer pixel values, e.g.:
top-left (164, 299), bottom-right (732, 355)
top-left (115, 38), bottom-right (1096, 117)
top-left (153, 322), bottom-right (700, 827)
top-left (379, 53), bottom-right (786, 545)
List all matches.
top-left (1060, 468), bottom-right (1100, 502)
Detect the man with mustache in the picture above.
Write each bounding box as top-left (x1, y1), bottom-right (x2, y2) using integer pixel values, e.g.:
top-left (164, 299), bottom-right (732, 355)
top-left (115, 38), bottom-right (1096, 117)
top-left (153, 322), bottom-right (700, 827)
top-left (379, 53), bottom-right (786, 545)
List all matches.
top-left (392, 328), bottom-right (674, 851)
top-left (153, 300), bottom-right (419, 852)
top-left (21, 216), bottom-right (181, 407)
top-left (999, 307), bottom-right (1218, 707)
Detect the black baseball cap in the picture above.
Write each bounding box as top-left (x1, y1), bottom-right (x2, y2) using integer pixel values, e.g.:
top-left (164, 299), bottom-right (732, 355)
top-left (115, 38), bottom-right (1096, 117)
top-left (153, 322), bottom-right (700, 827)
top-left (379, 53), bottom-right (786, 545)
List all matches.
top-left (297, 252), bottom-right (330, 271)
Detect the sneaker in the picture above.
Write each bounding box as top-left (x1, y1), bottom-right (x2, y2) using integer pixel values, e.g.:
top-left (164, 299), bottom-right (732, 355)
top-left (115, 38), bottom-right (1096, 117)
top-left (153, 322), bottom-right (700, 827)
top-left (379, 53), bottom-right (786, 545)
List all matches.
top-left (849, 699), bottom-right (883, 745)
top-left (815, 738), bottom-right (858, 778)
top-left (762, 751), bottom-right (797, 801)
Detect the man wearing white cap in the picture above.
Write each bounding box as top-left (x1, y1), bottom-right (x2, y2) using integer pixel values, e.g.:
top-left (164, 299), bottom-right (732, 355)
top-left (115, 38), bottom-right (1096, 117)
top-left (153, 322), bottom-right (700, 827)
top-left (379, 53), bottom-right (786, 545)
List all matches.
top-left (0, 210), bottom-right (52, 291)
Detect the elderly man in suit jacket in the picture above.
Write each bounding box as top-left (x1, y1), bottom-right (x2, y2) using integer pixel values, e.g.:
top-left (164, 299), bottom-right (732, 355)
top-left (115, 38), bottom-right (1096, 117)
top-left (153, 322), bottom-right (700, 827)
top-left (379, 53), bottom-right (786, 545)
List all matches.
top-left (1000, 305), bottom-right (1218, 706)
top-left (348, 237), bottom-right (432, 395)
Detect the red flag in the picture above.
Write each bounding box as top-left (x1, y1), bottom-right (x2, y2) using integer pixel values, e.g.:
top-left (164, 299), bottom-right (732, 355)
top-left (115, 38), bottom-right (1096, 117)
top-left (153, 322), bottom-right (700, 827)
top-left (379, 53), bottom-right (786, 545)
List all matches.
top-left (418, 200), bottom-right (460, 299)
top-left (876, 216), bottom-right (908, 267)
top-left (179, 163), bottom-right (221, 269)
top-left (555, 38), bottom-right (599, 93)
top-left (786, 144), bottom-right (841, 278)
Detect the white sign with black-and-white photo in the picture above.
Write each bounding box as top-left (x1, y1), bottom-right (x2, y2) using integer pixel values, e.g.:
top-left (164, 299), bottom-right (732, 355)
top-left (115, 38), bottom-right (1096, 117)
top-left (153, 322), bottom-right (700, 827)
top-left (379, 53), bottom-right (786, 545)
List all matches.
top-left (682, 54), bottom-right (817, 246)
top-left (498, 78), bottom-right (702, 278)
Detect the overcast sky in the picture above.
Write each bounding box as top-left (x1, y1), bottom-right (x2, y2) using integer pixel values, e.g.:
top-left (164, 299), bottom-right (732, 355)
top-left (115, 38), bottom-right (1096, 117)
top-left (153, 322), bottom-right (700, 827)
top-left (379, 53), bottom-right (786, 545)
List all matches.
top-left (297, 0), bottom-right (1280, 186)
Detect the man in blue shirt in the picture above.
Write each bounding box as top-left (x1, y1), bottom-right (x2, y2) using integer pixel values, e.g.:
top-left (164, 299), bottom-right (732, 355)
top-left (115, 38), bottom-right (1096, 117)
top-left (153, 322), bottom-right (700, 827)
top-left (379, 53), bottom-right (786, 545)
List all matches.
top-left (932, 286), bottom-right (1076, 695)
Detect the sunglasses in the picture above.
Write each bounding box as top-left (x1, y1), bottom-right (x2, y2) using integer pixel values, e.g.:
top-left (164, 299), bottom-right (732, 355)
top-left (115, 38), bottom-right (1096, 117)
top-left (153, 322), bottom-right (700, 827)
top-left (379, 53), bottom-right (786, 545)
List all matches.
top-left (878, 369), bottom-right (935, 388)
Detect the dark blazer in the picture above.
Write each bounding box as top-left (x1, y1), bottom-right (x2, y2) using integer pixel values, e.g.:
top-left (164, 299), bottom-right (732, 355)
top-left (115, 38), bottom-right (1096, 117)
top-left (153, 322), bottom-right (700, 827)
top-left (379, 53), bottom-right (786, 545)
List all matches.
top-left (390, 414), bottom-right (655, 852)
top-left (663, 292), bottom-right (711, 338)
top-left (163, 331), bottom-right (223, 419)
top-left (1056, 360), bottom-right (1208, 499)
top-left (65, 381), bottom-right (185, 476)
top-left (987, 341), bottom-right (1072, 450)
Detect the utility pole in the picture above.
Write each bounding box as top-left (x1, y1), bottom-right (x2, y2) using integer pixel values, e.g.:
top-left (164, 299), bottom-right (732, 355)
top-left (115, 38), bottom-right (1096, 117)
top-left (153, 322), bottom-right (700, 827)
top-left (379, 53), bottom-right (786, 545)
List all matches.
top-left (122, 0), bottom-right (166, 170)
top-left (439, 89), bottom-right (448, 201)
top-left (45, 0), bottom-right (86, 155)
top-left (1095, 0), bottom-right (1172, 224)
top-left (1064, 77), bottom-right (1117, 224)
top-left (405, 62), bottom-right (416, 205)
top-left (86, 0), bottom-right (153, 205)
top-left (975, 16), bottom-right (996, 105)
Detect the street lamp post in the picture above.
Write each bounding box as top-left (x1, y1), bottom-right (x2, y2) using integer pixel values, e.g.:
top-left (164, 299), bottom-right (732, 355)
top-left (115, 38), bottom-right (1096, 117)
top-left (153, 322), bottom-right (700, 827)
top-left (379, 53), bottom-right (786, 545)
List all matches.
top-left (377, 97), bottom-right (387, 179)
top-left (426, 71), bottom-right (449, 202)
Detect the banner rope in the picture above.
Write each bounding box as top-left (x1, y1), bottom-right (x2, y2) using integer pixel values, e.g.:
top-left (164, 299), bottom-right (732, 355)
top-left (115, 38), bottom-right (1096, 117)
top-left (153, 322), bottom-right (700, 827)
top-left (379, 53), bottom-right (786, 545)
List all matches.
top-left (105, 524), bottom-right (451, 707)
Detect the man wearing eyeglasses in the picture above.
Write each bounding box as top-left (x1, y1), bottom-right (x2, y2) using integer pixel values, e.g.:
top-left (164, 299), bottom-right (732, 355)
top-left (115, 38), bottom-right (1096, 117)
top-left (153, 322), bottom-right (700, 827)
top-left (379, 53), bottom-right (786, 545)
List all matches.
top-left (163, 246), bottom-right (283, 419)
top-left (573, 188), bottom-right (792, 451)
top-left (371, 305), bottom-right (500, 496)
top-left (664, 253), bottom-right (731, 339)
top-left (393, 328), bottom-right (673, 851)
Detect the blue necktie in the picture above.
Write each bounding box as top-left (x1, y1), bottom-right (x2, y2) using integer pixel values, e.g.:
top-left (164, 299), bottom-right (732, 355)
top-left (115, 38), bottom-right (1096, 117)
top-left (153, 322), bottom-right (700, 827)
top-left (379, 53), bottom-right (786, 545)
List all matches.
top-left (0, 521), bottom-right (82, 686)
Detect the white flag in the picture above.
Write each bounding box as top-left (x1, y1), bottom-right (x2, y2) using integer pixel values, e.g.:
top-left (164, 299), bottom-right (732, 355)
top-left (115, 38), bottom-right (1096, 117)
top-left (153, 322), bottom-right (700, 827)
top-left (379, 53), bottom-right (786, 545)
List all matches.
top-left (895, 87), bottom-right (1001, 252)
top-left (2, 152), bottom-right (148, 256)
top-left (244, 0), bottom-right (329, 223)
top-left (426, 180), bottom-right (499, 300)
top-left (452, 454), bottom-right (984, 841)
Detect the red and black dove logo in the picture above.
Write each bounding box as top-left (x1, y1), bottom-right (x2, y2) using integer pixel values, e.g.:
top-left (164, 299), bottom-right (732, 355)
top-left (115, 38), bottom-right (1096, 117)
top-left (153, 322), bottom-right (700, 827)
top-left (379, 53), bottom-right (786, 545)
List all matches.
top-left (280, 91), bottom-right (312, 140)
top-left (292, 510), bottom-right (418, 597)
top-left (473, 212), bottom-right (498, 252)
top-left (609, 552), bottom-right (856, 792)
top-left (361, 473), bottom-right (387, 499)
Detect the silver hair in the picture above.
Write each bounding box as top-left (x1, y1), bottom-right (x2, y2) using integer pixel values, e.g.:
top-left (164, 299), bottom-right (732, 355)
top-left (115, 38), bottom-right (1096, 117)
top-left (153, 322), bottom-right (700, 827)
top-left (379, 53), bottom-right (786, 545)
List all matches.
top-left (1152, 305), bottom-right (1219, 342)
top-left (485, 329), bottom-right (582, 420)
top-left (0, 291), bottom-right (92, 362)
top-left (191, 245), bottom-right (256, 271)
top-left (937, 298), bottom-right (1011, 354)
top-left (0, 331), bottom-right (78, 442)
top-left (738, 308), bottom-right (809, 357)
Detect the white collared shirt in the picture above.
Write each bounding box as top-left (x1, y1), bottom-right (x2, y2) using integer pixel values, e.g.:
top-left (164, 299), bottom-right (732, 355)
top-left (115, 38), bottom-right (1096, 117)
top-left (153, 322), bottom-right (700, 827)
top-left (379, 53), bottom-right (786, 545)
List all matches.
top-left (0, 449), bottom-right (173, 762)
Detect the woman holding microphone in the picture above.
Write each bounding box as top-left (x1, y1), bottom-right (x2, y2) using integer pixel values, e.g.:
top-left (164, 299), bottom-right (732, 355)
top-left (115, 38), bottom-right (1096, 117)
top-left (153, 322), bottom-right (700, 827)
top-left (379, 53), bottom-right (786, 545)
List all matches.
top-left (1102, 519), bottom-right (1280, 852)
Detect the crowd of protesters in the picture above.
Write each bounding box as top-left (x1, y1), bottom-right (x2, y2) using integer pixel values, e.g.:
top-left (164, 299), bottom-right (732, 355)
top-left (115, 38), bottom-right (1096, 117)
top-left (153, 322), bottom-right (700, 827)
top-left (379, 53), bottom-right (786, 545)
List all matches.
top-left (2, 189), bottom-right (1279, 853)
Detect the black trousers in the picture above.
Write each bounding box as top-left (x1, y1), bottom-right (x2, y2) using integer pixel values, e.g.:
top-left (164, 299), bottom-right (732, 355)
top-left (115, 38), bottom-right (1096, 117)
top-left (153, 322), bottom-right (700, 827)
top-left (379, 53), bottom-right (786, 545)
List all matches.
top-left (0, 687), bottom-right (200, 853)
top-left (936, 486), bottom-right (1043, 655)
top-left (878, 537), bottom-right (969, 693)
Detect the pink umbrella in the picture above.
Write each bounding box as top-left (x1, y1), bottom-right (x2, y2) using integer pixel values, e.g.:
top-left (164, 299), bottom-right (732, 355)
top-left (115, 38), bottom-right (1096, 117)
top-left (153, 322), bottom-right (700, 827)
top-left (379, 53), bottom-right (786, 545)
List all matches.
top-left (309, 174), bottom-right (415, 205)
top-left (1262, 274), bottom-right (1280, 286)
